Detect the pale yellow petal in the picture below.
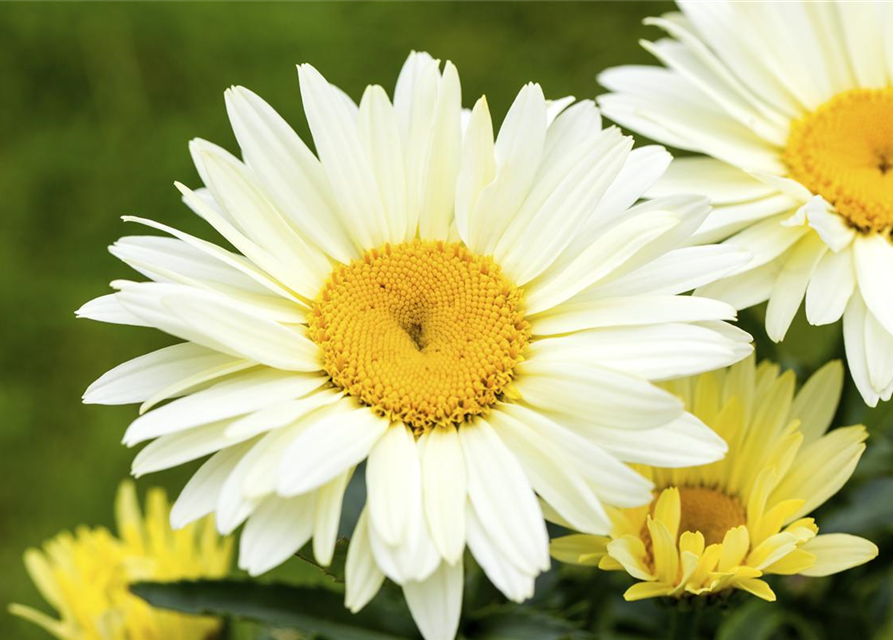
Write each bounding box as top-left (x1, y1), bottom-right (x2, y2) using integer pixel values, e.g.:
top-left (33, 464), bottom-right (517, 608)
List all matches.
top-left (550, 535), bottom-right (609, 566)
top-left (799, 534), bottom-right (878, 577)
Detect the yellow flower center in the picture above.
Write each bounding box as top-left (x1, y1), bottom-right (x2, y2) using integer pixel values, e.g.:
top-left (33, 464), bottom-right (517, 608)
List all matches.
top-left (784, 88), bottom-right (893, 233)
top-left (308, 241), bottom-right (530, 432)
top-left (676, 486), bottom-right (745, 546)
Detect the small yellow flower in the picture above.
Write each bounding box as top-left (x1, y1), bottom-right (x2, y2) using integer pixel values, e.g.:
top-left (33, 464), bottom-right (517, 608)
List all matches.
top-left (10, 480), bottom-right (233, 640)
top-left (551, 356), bottom-right (878, 602)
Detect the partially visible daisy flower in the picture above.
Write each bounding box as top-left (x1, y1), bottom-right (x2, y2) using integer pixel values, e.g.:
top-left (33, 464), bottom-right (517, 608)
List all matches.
top-left (78, 52), bottom-right (752, 640)
top-left (598, 0), bottom-right (893, 406)
top-left (9, 481), bottom-right (232, 640)
top-left (551, 356), bottom-right (878, 602)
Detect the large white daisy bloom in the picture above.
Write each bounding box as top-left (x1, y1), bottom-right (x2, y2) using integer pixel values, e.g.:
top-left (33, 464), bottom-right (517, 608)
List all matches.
top-left (599, 0), bottom-right (893, 406)
top-left (79, 52), bottom-right (751, 640)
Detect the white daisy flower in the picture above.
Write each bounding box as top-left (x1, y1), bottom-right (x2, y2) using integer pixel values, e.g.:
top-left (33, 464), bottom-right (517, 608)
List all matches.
top-left (79, 52), bottom-right (751, 640)
top-left (598, 0), bottom-right (893, 406)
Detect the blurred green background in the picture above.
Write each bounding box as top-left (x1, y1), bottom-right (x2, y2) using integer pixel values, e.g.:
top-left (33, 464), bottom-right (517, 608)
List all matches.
top-left (0, 2), bottom-right (891, 639)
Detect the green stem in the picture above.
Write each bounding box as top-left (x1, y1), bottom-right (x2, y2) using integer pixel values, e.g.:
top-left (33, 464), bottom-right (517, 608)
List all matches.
top-left (670, 607), bottom-right (699, 640)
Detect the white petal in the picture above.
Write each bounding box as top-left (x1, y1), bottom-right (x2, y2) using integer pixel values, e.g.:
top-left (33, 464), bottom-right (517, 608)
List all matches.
top-left (854, 234), bottom-right (893, 337)
top-left (418, 61), bottom-right (462, 240)
top-left (366, 425), bottom-right (419, 546)
top-left (132, 419), bottom-right (243, 476)
top-left (465, 503), bottom-right (536, 602)
top-left (528, 322), bottom-right (745, 381)
top-left (466, 83), bottom-right (547, 255)
top-left (865, 310), bottom-right (893, 393)
top-left (803, 197), bottom-right (855, 252)
top-left (488, 409), bottom-right (611, 534)
top-left (532, 295), bottom-right (736, 336)
top-left (277, 403), bottom-right (390, 496)
top-left (454, 97), bottom-right (496, 246)
top-left (357, 84), bottom-right (408, 245)
top-left (120, 215), bottom-right (305, 305)
top-left (298, 63), bottom-right (389, 250)
top-left (313, 468), bottom-right (353, 567)
top-left (843, 293), bottom-right (881, 408)
top-left (123, 368), bottom-right (325, 446)
top-left (403, 561), bottom-right (463, 640)
top-left (515, 359), bottom-right (682, 431)
top-left (592, 245), bottom-right (751, 298)
top-left (224, 86), bottom-right (354, 263)
top-left (76, 293), bottom-right (150, 327)
top-left (422, 427), bottom-right (467, 564)
top-left (496, 403), bottom-right (653, 509)
top-left (84, 343), bottom-right (240, 406)
top-left (495, 128), bottom-right (632, 285)
top-left (170, 440), bottom-right (255, 529)
top-left (345, 508), bottom-right (386, 613)
top-left (239, 493), bottom-right (316, 576)
top-left (195, 147), bottom-right (331, 295)
top-left (695, 259), bottom-right (781, 311)
top-left (593, 412), bottom-right (728, 468)
top-left (394, 51), bottom-right (442, 240)
top-left (459, 420), bottom-right (549, 574)
top-left (805, 248), bottom-right (855, 326)
top-left (525, 210), bottom-right (680, 314)
top-left (648, 157), bottom-right (775, 204)
top-left (766, 234), bottom-right (827, 342)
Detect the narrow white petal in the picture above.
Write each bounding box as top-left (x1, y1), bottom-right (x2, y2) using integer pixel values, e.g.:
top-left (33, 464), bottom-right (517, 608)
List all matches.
top-left (460, 420), bottom-right (549, 573)
top-left (313, 468), bottom-right (353, 567)
top-left (532, 295), bottom-right (736, 336)
top-left (299, 63), bottom-right (389, 250)
top-left (170, 440), bottom-right (255, 529)
top-left (854, 235), bottom-right (893, 337)
top-left (239, 493), bottom-right (316, 576)
top-left (843, 293), bottom-right (880, 407)
top-left (84, 343), bottom-right (240, 406)
top-left (277, 403), bottom-right (390, 496)
top-left (366, 425), bottom-right (419, 546)
top-left (766, 234), bottom-right (827, 342)
top-left (488, 409), bottom-right (611, 534)
top-left (123, 368), bottom-right (325, 446)
top-left (418, 61), bottom-right (462, 240)
top-left (515, 359), bottom-right (683, 431)
top-left (345, 508), bottom-right (386, 613)
top-left (805, 248), bottom-right (855, 326)
top-left (76, 293), bottom-right (150, 327)
top-left (422, 427), bottom-right (467, 564)
top-left (403, 561), bottom-right (463, 640)
top-left (224, 86), bottom-right (355, 263)
top-left (465, 503), bottom-right (536, 602)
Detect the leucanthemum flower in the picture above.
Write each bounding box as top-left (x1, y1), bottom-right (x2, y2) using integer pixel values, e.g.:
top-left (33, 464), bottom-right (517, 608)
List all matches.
top-left (9, 481), bottom-right (232, 640)
top-left (78, 52), bottom-right (753, 640)
top-left (598, 0), bottom-right (893, 406)
top-left (551, 356), bottom-right (878, 602)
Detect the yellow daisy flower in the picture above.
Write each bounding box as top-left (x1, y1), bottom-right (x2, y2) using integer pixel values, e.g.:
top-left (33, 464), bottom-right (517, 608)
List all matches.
top-left (551, 356), bottom-right (878, 602)
top-left (9, 481), bottom-right (233, 640)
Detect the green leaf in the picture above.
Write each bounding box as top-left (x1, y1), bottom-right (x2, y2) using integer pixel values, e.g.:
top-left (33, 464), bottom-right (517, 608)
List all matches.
top-left (717, 600), bottom-right (785, 640)
top-left (295, 538), bottom-right (349, 583)
top-left (467, 606), bottom-right (596, 640)
top-left (131, 579), bottom-right (418, 640)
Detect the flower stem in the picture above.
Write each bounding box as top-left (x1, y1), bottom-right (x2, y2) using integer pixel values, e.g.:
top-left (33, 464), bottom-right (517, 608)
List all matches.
top-left (670, 607), bottom-right (699, 640)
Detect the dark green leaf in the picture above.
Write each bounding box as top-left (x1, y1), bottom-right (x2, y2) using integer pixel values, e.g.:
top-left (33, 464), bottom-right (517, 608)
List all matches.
top-left (717, 600), bottom-right (785, 640)
top-left (131, 579), bottom-right (418, 640)
top-left (467, 606), bottom-right (596, 640)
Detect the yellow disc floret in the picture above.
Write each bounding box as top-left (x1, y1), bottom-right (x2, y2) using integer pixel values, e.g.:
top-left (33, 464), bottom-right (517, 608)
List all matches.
top-left (309, 241), bottom-right (530, 432)
top-left (785, 88), bottom-right (893, 232)
top-left (675, 486), bottom-right (745, 547)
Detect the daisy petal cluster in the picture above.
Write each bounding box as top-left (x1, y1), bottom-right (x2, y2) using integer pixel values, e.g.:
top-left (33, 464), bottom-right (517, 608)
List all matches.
top-left (552, 356), bottom-right (878, 601)
top-left (9, 481), bottom-right (232, 640)
top-left (78, 52), bottom-right (752, 639)
top-left (598, 0), bottom-right (893, 406)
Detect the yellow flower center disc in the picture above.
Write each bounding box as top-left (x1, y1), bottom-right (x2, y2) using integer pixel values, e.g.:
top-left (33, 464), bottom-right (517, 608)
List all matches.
top-left (676, 486), bottom-right (745, 546)
top-left (785, 88), bottom-right (893, 233)
top-left (308, 241), bottom-right (530, 432)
